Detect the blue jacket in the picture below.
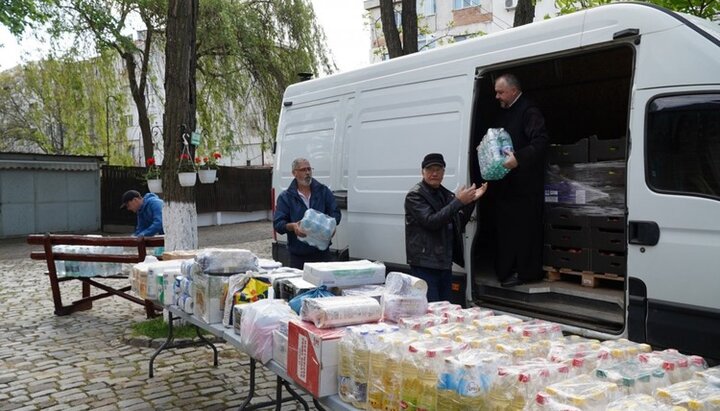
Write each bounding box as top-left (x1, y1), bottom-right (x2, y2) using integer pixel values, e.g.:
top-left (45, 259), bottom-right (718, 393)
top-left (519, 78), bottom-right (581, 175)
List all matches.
top-left (135, 193), bottom-right (164, 237)
top-left (273, 179), bottom-right (341, 256)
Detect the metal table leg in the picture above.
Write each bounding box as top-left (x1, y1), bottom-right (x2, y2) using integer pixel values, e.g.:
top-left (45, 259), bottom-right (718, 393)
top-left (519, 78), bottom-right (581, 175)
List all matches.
top-left (148, 310), bottom-right (175, 378)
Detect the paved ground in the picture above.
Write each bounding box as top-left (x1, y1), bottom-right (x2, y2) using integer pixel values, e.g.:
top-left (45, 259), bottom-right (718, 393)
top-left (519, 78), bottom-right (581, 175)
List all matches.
top-left (0, 221), bottom-right (321, 411)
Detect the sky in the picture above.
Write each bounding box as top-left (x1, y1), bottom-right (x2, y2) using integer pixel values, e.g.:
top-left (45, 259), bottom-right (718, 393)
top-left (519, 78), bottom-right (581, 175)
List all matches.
top-left (0, 0), bottom-right (370, 73)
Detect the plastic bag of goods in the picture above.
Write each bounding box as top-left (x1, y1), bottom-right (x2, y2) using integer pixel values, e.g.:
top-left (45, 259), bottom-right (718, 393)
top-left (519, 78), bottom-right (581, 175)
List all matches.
top-left (301, 296), bottom-right (382, 328)
top-left (655, 379), bottom-right (720, 409)
top-left (382, 272), bottom-right (428, 323)
top-left (541, 373), bottom-right (620, 411)
top-left (637, 349), bottom-right (708, 384)
top-left (489, 359), bottom-right (573, 410)
top-left (507, 319), bottom-right (564, 342)
top-left (597, 338), bottom-right (652, 367)
top-left (495, 339), bottom-right (554, 364)
top-left (363, 329), bottom-right (418, 410)
top-left (194, 248), bottom-right (259, 274)
top-left (595, 359), bottom-right (671, 396)
top-left (340, 284), bottom-right (385, 303)
top-left (696, 365), bottom-right (720, 388)
top-left (427, 301), bottom-right (462, 315)
top-left (288, 284), bottom-right (334, 314)
top-left (547, 336), bottom-right (602, 376)
top-left (477, 127), bottom-right (514, 180)
top-left (606, 393), bottom-right (690, 411)
top-left (239, 299), bottom-right (297, 363)
top-left (398, 313), bottom-right (447, 331)
top-left (444, 306), bottom-right (494, 324)
top-left (297, 208), bottom-right (337, 251)
top-left (437, 350), bottom-right (512, 410)
top-left (472, 314), bottom-right (523, 331)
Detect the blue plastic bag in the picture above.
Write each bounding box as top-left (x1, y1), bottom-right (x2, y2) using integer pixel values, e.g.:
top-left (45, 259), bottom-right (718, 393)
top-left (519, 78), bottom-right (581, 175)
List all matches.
top-left (289, 285), bottom-right (334, 314)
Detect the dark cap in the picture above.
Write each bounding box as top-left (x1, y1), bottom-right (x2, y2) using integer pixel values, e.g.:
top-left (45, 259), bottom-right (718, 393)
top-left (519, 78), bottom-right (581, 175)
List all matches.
top-left (120, 190), bottom-right (141, 209)
top-left (422, 153), bottom-right (446, 169)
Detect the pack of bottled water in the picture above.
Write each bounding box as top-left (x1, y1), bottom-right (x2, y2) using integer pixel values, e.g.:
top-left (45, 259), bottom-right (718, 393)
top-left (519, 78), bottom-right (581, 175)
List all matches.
top-left (477, 128), bottom-right (514, 180)
top-left (298, 208), bottom-right (337, 250)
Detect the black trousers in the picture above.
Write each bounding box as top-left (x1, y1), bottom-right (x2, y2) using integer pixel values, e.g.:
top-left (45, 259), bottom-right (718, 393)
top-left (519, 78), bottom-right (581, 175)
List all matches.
top-left (493, 193), bottom-right (544, 282)
top-left (289, 249), bottom-right (332, 270)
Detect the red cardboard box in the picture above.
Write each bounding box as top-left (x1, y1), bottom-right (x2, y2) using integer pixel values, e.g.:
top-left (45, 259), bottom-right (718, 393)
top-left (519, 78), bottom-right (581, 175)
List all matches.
top-left (287, 320), bottom-right (346, 397)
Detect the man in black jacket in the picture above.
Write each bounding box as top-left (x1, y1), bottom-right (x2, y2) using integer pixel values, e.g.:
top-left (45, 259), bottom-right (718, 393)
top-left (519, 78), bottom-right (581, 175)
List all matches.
top-left (492, 73), bottom-right (549, 287)
top-left (405, 153), bottom-right (487, 302)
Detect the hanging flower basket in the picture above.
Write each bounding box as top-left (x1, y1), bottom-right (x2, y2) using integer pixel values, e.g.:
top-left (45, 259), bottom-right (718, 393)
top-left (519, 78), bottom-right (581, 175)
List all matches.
top-left (147, 179), bottom-right (163, 193)
top-left (198, 169), bottom-right (217, 184)
top-left (178, 172), bottom-right (197, 187)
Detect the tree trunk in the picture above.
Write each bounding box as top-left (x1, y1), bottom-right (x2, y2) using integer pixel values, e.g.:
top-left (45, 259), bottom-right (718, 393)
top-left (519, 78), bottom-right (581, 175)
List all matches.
top-left (401, 0), bottom-right (418, 55)
top-left (163, 0), bottom-right (199, 252)
top-left (513, 0), bottom-right (536, 27)
top-left (380, 0), bottom-right (403, 58)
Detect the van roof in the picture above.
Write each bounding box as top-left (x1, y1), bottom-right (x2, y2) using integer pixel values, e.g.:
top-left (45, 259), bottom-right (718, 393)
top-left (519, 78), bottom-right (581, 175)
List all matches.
top-left (285, 3), bottom-right (715, 99)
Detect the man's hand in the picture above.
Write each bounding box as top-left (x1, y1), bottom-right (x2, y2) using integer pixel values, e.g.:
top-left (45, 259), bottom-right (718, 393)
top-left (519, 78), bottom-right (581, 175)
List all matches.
top-left (456, 184), bottom-right (478, 205)
top-left (474, 182), bottom-right (488, 200)
top-left (287, 222), bottom-right (307, 237)
top-left (503, 149), bottom-right (518, 169)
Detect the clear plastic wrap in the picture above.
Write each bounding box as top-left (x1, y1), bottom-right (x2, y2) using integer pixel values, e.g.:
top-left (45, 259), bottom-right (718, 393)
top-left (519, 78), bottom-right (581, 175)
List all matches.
top-left (300, 296), bottom-right (382, 328)
top-left (303, 260), bottom-right (386, 287)
top-left (547, 336), bottom-right (603, 376)
top-left (238, 299), bottom-right (297, 364)
top-left (398, 313), bottom-right (447, 331)
top-left (606, 393), bottom-right (688, 411)
top-left (425, 323), bottom-right (476, 339)
top-left (696, 366), bottom-right (720, 388)
top-left (495, 339), bottom-right (553, 364)
top-left (455, 328), bottom-right (509, 351)
top-left (472, 314), bottom-right (524, 331)
top-left (595, 359), bottom-right (671, 395)
top-left (597, 339), bottom-right (652, 366)
top-left (194, 248), bottom-right (259, 274)
top-left (655, 379), bottom-right (720, 410)
top-left (382, 272), bottom-right (428, 323)
top-left (297, 208), bottom-right (337, 251)
top-left (637, 349), bottom-right (708, 383)
top-left (384, 272), bottom-right (428, 296)
top-left (426, 301), bottom-right (462, 315)
top-left (193, 271), bottom-right (230, 324)
top-left (489, 359), bottom-right (573, 410)
top-left (477, 128), bottom-right (514, 180)
top-left (443, 306), bottom-right (494, 324)
top-left (340, 284), bottom-right (385, 302)
top-left (438, 350), bottom-right (512, 410)
top-left (507, 319), bottom-right (564, 342)
top-left (542, 373), bottom-right (620, 411)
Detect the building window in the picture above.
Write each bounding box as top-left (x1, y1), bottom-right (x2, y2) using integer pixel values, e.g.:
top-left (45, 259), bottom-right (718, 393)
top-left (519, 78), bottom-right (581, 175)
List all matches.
top-left (417, 34), bottom-right (437, 51)
top-left (418, 0), bottom-right (436, 16)
top-left (453, 34), bottom-right (469, 42)
top-left (125, 115), bottom-right (134, 127)
top-left (454, 0), bottom-right (480, 9)
top-left (646, 93), bottom-right (720, 199)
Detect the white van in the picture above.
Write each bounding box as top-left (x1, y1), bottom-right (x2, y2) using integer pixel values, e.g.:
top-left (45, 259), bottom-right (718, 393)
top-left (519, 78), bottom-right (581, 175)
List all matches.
top-left (272, 3), bottom-right (720, 361)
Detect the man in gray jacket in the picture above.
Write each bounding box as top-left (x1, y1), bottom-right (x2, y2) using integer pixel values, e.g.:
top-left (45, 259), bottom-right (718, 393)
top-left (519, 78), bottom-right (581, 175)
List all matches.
top-left (404, 153), bottom-right (487, 302)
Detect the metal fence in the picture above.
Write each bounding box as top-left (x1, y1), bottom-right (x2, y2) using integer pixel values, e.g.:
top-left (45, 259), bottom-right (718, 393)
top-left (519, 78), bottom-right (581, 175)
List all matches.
top-left (101, 165), bottom-right (272, 227)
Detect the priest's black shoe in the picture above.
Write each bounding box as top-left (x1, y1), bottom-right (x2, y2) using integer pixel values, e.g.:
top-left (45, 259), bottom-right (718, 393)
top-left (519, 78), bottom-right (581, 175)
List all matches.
top-left (501, 273), bottom-right (523, 288)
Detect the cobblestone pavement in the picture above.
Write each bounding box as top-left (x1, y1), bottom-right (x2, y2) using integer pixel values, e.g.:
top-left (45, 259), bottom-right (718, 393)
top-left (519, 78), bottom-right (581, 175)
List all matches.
top-left (0, 221), bottom-right (320, 411)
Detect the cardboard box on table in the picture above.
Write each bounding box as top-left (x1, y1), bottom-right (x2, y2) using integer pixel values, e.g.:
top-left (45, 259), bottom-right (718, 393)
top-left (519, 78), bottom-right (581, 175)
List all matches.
top-left (303, 260), bottom-right (385, 288)
top-left (273, 329), bottom-right (289, 369)
top-left (287, 320), bottom-right (346, 397)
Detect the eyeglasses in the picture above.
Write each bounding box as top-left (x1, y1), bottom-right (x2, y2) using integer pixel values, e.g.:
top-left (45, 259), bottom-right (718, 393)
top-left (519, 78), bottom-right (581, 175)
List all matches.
top-left (294, 167), bottom-right (313, 173)
top-left (424, 166), bottom-right (445, 174)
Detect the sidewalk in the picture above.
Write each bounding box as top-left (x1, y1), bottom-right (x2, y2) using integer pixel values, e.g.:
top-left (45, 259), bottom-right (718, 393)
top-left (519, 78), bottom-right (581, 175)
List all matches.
top-left (0, 220), bottom-right (318, 411)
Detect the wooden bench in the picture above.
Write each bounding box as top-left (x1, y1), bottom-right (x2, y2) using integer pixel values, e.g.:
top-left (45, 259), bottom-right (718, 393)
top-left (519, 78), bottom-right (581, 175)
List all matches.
top-left (28, 234), bottom-right (164, 317)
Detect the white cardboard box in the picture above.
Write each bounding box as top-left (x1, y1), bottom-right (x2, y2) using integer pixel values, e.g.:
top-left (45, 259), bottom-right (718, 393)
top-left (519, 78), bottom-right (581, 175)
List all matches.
top-left (287, 320), bottom-right (346, 397)
top-left (303, 260), bottom-right (385, 287)
top-left (272, 329), bottom-right (288, 369)
top-left (193, 272), bottom-right (229, 324)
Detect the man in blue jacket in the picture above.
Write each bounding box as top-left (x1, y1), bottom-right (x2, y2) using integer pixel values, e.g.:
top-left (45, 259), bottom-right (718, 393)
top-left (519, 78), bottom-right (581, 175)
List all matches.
top-left (273, 158), bottom-right (341, 269)
top-left (120, 190), bottom-right (164, 237)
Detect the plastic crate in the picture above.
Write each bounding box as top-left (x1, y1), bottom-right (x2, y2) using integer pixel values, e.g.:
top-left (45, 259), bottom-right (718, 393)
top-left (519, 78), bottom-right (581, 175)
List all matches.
top-left (544, 245), bottom-right (591, 271)
top-left (591, 249), bottom-right (626, 275)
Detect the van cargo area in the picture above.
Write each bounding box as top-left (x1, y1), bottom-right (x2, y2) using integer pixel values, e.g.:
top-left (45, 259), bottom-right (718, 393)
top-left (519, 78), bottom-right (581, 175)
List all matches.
top-left (470, 45), bottom-right (633, 335)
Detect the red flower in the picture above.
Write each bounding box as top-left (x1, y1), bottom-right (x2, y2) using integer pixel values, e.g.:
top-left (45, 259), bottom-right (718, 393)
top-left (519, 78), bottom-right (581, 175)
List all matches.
top-left (180, 153), bottom-right (190, 160)
top-left (212, 152), bottom-right (222, 160)
top-left (203, 156), bottom-right (209, 163)
top-left (195, 156), bottom-right (202, 164)
top-left (146, 158), bottom-right (156, 166)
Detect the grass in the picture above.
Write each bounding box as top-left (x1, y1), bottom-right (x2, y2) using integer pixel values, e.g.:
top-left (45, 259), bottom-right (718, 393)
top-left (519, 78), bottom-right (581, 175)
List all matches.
top-left (130, 317), bottom-right (209, 339)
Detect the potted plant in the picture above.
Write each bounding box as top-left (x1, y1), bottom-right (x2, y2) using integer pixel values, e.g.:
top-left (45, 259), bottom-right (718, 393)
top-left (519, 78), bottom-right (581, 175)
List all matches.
top-left (177, 153), bottom-right (197, 187)
top-left (198, 151), bottom-right (221, 184)
top-left (145, 157), bottom-right (162, 193)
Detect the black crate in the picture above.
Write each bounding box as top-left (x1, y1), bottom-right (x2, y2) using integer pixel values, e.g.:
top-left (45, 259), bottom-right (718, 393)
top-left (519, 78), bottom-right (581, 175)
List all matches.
top-left (592, 249), bottom-right (626, 275)
top-left (589, 215), bottom-right (626, 231)
top-left (545, 224), bottom-right (592, 248)
top-left (277, 278), bottom-right (315, 301)
top-left (545, 206), bottom-right (590, 228)
top-left (547, 138), bottom-right (589, 164)
top-left (544, 245), bottom-right (591, 271)
top-left (589, 135), bottom-right (627, 161)
top-left (591, 226), bottom-right (626, 252)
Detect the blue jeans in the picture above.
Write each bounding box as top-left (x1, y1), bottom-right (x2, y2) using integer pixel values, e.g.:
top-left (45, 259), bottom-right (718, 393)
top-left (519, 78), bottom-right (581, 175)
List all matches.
top-left (410, 266), bottom-right (453, 303)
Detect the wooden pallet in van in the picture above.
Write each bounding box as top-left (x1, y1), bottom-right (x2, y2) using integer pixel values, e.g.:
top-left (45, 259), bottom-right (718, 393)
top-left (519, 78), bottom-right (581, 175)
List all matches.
top-left (543, 265), bottom-right (624, 289)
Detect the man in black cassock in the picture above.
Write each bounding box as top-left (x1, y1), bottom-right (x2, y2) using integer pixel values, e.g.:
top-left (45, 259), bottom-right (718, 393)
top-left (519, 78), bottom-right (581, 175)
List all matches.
top-left (492, 73), bottom-right (548, 287)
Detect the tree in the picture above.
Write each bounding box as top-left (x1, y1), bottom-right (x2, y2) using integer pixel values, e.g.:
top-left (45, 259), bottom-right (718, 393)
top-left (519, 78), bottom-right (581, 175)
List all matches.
top-left (162, 0), bottom-right (198, 251)
top-left (514, 0), bottom-right (536, 27)
top-left (379, 0), bottom-right (418, 58)
top-left (555, 0), bottom-right (718, 19)
top-left (0, 0), bottom-right (50, 36)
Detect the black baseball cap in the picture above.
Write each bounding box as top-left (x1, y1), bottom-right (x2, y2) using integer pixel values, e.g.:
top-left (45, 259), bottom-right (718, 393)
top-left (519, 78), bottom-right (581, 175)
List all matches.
top-left (422, 153), bottom-right (446, 169)
top-left (120, 190), bottom-right (141, 209)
